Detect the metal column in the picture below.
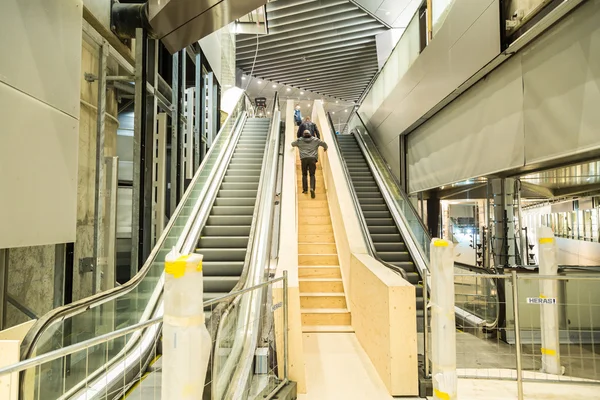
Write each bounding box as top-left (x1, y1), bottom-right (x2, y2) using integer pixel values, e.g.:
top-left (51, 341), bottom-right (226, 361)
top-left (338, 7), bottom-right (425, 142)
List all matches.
top-left (206, 72), bottom-right (215, 148)
top-left (54, 244), bottom-right (66, 309)
top-left (131, 29), bottom-right (156, 275)
top-left (0, 249), bottom-right (8, 330)
top-left (399, 134), bottom-right (408, 193)
top-left (93, 40), bottom-right (108, 294)
top-left (194, 52), bottom-right (203, 168)
top-left (154, 114), bottom-right (168, 241)
top-left (491, 178), bottom-right (517, 268)
top-left (170, 51), bottom-right (180, 217)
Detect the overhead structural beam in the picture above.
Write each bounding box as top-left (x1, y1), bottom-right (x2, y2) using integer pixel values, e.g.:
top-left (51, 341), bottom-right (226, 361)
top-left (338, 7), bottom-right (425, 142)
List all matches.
top-left (520, 181), bottom-right (555, 198)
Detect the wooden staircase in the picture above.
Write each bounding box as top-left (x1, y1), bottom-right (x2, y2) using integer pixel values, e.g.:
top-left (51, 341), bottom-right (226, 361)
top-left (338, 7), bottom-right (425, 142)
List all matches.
top-left (296, 152), bottom-right (352, 333)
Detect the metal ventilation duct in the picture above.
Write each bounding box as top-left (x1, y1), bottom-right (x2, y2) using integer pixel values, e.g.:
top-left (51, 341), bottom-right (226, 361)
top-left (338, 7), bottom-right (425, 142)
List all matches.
top-left (148, 0), bottom-right (268, 53)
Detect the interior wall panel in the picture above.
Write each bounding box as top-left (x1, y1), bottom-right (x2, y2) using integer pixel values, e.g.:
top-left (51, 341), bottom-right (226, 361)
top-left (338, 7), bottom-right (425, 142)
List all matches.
top-left (407, 56), bottom-right (525, 193)
top-left (0, 84), bottom-right (79, 248)
top-left (358, 0), bottom-right (500, 144)
top-left (522, 0), bottom-right (600, 164)
top-left (0, 0), bottom-right (82, 248)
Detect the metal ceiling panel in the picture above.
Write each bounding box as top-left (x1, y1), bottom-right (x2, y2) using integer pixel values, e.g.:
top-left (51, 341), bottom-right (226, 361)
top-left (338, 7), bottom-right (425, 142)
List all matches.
top-left (237, 0), bottom-right (388, 102)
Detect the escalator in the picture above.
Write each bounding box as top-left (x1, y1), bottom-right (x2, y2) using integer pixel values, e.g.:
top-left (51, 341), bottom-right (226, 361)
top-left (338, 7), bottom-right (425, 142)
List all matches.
top-left (199, 118), bottom-right (270, 305)
top-left (334, 132), bottom-right (425, 326)
top-left (17, 93), bottom-right (281, 400)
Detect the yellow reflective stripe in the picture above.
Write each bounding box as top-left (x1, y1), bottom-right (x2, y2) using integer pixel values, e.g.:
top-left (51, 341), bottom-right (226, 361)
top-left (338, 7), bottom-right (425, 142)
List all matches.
top-left (539, 237), bottom-right (554, 244)
top-left (434, 389), bottom-right (450, 400)
top-left (196, 260), bottom-right (203, 272)
top-left (434, 239), bottom-right (448, 247)
top-left (539, 294), bottom-right (547, 299)
top-left (165, 255), bottom-right (190, 278)
top-left (541, 347), bottom-right (556, 356)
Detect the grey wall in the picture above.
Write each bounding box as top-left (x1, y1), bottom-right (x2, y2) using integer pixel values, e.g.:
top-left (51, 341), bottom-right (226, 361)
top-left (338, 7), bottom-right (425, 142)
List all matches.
top-left (407, 0), bottom-right (600, 193)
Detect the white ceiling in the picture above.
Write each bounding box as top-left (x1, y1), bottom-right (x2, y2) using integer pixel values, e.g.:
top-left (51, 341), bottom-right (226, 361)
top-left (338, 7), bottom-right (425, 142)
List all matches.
top-left (351, 0), bottom-right (422, 27)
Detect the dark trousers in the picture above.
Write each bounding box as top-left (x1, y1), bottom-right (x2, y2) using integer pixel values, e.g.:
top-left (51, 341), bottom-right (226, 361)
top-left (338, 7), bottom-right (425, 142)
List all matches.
top-left (301, 157), bottom-right (317, 191)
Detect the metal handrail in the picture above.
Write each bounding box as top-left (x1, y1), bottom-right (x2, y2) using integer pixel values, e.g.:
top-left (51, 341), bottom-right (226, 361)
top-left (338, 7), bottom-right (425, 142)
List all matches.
top-left (67, 107), bottom-right (250, 400)
top-left (218, 92), bottom-right (281, 399)
top-left (350, 127), bottom-right (430, 278)
top-left (0, 276), bottom-right (286, 378)
top-left (20, 92), bottom-right (252, 399)
top-left (354, 113), bottom-right (431, 241)
top-left (325, 112), bottom-right (408, 281)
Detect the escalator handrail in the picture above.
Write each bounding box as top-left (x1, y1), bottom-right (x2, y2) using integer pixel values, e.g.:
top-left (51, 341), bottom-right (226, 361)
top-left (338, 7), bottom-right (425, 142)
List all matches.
top-left (218, 92), bottom-right (282, 398)
top-left (354, 113), bottom-right (432, 247)
top-left (350, 126), bottom-right (429, 280)
top-left (20, 92), bottom-right (249, 361)
top-left (64, 109), bottom-right (251, 400)
top-left (325, 112), bottom-right (408, 281)
top-left (20, 94), bottom-right (251, 399)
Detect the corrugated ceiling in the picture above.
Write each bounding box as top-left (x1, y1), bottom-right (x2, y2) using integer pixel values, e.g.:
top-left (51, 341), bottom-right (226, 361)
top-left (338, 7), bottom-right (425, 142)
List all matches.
top-left (236, 0), bottom-right (388, 103)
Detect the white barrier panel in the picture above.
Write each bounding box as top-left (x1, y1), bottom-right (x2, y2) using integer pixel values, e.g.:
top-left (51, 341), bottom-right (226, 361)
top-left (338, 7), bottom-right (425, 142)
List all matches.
top-left (430, 238), bottom-right (457, 400)
top-left (162, 251), bottom-right (210, 399)
top-left (537, 227), bottom-right (563, 376)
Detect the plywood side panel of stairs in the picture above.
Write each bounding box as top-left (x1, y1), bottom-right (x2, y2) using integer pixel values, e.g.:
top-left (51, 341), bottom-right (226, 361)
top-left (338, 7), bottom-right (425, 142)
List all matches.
top-left (296, 151), bottom-right (352, 333)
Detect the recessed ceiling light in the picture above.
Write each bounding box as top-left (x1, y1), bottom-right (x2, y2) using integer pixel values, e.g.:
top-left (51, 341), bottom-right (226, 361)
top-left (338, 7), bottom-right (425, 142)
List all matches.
top-left (332, 111), bottom-right (335, 114)
top-left (300, 91), bottom-right (304, 95)
top-left (257, 80), bottom-right (262, 84)
top-left (242, 76), bottom-right (246, 80)
top-left (272, 84), bottom-right (277, 88)
top-left (336, 100), bottom-right (339, 103)
top-left (345, 109), bottom-right (348, 112)
top-left (386, 11), bottom-right (391, 16)
top-left (287, 88), bottom-right (291, 92)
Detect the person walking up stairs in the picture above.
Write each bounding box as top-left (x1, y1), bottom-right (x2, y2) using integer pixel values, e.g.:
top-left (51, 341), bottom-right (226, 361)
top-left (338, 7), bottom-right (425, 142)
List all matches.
top-left (291, 130), bottom-right (328, 199)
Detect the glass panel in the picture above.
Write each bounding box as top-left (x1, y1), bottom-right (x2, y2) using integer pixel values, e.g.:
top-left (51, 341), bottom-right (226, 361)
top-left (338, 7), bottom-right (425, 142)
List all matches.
top-left (454, 266), bottom-right (498, 326)
top-left (24, 95), bottom-right (248, 397)
top-left (348, 115), bottom-right (431, 263)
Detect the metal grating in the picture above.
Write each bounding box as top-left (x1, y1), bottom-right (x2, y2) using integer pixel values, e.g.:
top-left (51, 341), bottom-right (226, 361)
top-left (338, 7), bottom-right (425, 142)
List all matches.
top-left (236, 0), bottom-right (388, 103)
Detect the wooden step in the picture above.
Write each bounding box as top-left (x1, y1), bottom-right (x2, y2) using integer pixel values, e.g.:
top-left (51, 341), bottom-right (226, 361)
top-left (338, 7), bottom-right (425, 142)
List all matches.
top-left (299, 278), bottom-right (344, 293)
top-left (298, 233), bottom-right (335, 243)
top-left (299, 225), bottom-right (333, 235)
top-left (298, 254), bottom-right (339, 266)
top-left (300, 292), bottom-right (347, 308)
top-left (301, 308), bottom-right (351, 326)
top-left (298, 243), bottom-right (337, 255)
top-left (297, 200), bottom-right (328, 208)
top-left (298, 266), bottom-right (342, 279)
top-left (298, 207), bottom-right (330, 216)
top-left (298, 215), bottom-right (331, 225)
top-left (302, 325), bottom-right (354, 333)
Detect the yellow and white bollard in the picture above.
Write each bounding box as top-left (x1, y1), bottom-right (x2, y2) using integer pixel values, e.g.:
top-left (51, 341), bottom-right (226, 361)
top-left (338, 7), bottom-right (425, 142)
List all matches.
top-left (537, 226), bottom-right (562, 375)
top-left (162, 250), bottom-right (211, 399)
top-left (430, 238), bottom-right (457, 400)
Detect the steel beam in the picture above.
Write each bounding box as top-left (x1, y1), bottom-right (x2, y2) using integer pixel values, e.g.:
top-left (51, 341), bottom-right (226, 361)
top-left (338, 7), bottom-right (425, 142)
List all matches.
top-left (93, 40), bottom-right (108, 294)
top-left (170, 51), bottom-right (180, 216)
top-left (0, 249), bottom-right (8, 329)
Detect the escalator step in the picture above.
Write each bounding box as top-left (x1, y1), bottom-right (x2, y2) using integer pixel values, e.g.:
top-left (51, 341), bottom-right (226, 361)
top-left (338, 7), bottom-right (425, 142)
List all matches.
top-left (374, 242), bottom-right (406, 252)
top-left (363, 211), bottom-right (392, 219)
top-left (365, 218), bottom-right (395, 226)
top-left (198, 236), bottom-right (250, 248)
top-left (203, 261), bottom-right (244, 276)
top-left (204, 276), bottom-right (240, 292)
top-left (357, 198), bottom-right (385, 205)
top-left (370, 233), bottom-right (401, 242)
top-left (361, 205), bottom-right (389, 212)
top-left (198, 248), bottom-right (247, 261)
top-left (367, 225), bottom-right (397, 234)
top-left (210, 206), bottom-right (255, 216)
top-left (213, 197), bottom-right (256, 207)
top-left (217, 189), bottom-right (258, 198)
top-left (202, 225), bottom-right (251, 236)
top-left (378, 251), bottom-right (412, 262)
top-left (207, 215), bottom-right (253, 226)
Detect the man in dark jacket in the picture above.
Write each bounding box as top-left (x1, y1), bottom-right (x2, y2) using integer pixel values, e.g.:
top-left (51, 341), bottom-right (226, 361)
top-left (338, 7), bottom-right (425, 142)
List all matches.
top-left (291, 130), bottom-right (328, 198)
top-left (296, 117), bottom-right (320, 139)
